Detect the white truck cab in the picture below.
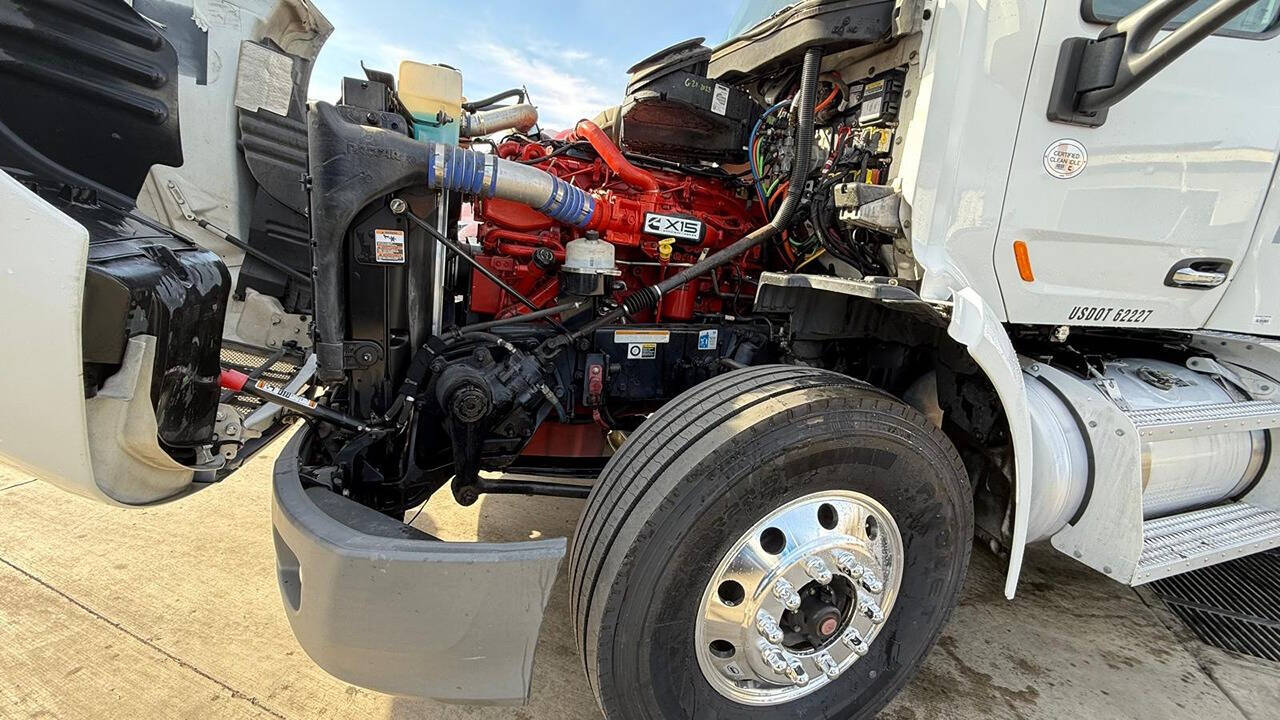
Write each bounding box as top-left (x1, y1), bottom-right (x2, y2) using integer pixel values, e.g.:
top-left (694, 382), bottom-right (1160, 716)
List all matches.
top-left (1, 0), bottom-right (1278, 717)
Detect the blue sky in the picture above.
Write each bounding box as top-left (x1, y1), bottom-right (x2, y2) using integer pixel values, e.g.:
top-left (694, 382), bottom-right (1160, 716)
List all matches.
top-left (307, 0), bottom-right (748, 131)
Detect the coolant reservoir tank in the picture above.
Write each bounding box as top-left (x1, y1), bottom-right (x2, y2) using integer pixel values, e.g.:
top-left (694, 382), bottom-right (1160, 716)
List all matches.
top-left (562, 231), bottom-right (620, 296)
top-left (398, 61), bottom-right (462, 145)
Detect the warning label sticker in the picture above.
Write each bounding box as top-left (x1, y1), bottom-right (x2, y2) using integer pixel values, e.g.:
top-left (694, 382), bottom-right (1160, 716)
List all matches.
top-left (697, 329), bottom-right (718, 350)
top-left (254, 380), bottom-right (316, 408)
top-left (374, 229), bottom-right (405, 263)
top-left (627, 343), bottom-right (658, 360)
top-left (711, 83), bottom-right (730, 115)
top-left (614, 329), bottom-right (670, 344)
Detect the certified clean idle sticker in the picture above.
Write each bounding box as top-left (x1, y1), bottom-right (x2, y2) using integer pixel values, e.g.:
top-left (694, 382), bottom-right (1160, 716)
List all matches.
top-left (1043, 139), bottom-right (1088, 179)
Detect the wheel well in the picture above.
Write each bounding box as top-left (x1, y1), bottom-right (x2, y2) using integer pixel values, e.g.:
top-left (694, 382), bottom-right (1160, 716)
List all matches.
top-left (775, 292), bottom-right (1014, 552)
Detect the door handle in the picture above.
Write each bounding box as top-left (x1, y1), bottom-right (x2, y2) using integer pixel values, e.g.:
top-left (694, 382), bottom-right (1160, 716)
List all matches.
top-left (1170, 267), bottom-right (1227, 287)
top-left (1165, 258), bottom-right (1231, 290)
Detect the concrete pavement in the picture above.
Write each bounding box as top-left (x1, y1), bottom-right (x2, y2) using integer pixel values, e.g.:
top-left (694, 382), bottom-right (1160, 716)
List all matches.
top-left (0, 435), bottom-right (1274, 719)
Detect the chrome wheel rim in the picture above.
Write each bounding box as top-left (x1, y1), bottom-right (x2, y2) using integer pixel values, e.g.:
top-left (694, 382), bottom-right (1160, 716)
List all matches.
top-left (693, 489), bottom-right (904, 705)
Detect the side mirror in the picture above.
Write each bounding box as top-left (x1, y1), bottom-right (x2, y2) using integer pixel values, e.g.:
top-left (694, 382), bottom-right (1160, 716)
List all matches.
top-left (1047, 0), bottom-right (1262, 127)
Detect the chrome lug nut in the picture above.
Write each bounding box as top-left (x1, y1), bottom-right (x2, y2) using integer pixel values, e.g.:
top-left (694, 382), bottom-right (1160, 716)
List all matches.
top-left (815, 651), bottom-right (840, 679)
top-left (841, 628), bottom-right (870, 656)
top-left (773, 578), bottom-right (802, 611)
top-left (758, 641), bottom-right (789, 675)
top-left (804, 556), bottom-right (833, 584)
top-left (755, 610), bottom-right (784, 644)
top-left (859, 596), bottom-right (885, 624)
top-left (783, 655), bottom-right (809, 686)
top-left (860, 568), bottom-right (883, 594)
top-left (832, 549), bottom-right (865, 579)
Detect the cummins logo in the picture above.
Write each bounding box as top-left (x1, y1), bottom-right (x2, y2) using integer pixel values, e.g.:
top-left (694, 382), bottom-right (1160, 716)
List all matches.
top-left (643, 212), bottom-right (704, 242)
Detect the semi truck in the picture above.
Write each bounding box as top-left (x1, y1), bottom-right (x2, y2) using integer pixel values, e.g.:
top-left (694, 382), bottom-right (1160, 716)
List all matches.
top-left (2, 0), bottom-right (1279, 717)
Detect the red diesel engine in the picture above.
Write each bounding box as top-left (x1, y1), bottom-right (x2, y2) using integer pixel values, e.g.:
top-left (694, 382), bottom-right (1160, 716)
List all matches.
top-left (469, 121), bottom-right (767, 322)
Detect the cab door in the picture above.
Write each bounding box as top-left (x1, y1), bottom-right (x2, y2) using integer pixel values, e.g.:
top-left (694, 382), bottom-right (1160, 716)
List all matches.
top-left (992, 0), bottom-right (1280, 330)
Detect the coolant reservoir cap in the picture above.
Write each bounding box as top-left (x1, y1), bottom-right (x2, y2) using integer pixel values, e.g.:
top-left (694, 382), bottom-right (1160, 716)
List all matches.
top-left (564, 233), bottom-right (620, 274)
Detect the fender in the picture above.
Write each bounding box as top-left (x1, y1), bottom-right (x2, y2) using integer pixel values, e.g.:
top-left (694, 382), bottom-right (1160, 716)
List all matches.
top-left (0, 172), bottom-right (205, 506)
top-left (755, 274), bottom-right (1035, 597)
top-left (947, 288), bottom-right (1034, 599)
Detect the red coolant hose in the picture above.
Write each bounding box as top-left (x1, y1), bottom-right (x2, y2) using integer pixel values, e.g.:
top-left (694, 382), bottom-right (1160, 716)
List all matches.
top-left (574, 119), bottom-right (660, 193)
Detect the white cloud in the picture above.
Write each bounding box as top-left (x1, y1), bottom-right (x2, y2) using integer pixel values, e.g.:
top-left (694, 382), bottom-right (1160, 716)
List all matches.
top-left (469, 41), bottom-right (616, 132)
top-left (307, 15), bottom-right (624, 133)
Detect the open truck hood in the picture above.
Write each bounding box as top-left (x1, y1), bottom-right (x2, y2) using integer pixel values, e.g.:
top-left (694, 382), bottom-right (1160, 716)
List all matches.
top-left (0, 0), bottom-right (330, 247)
top-left (0, 0), bottom-right (330, 505)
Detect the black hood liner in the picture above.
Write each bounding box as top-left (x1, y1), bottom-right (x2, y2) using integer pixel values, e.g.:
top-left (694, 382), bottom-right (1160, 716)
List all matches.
top-left (0, 0), bottom-right (183, 201)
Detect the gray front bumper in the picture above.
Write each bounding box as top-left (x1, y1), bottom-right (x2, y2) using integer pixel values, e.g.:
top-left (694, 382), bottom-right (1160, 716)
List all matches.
top-left (270, 427), bottom-right (566, 703)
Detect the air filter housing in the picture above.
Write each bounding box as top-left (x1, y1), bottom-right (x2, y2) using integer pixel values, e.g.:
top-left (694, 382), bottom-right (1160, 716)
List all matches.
top-left (619, 38), bottom-right (759, 164)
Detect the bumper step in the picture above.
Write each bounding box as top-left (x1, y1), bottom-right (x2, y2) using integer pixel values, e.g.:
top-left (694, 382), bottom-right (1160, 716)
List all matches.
top-left (1134, 503), bottom-right (1280, 585)
top-left (1128, 399), bottom-right (1280, 441)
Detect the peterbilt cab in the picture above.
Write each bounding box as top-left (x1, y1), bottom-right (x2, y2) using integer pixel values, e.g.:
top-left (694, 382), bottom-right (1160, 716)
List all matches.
top-left (2, 0), bottom-right (1279, 718)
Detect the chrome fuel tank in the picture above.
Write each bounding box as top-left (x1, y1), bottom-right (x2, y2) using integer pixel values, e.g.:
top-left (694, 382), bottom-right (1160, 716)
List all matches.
top-left (1025, 358), bottom-right (1266, 542)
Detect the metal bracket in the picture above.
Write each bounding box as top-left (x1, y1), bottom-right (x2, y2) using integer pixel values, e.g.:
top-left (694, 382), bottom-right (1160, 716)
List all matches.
top-left (165, 180), bottom-right (197, 221)
top-left (1036, 363), bottom-right (1147, 584)
top-left (890, 0), bottom-right (926, 36)
top-left (833, 183), bottom-right (908, 237)
top-left (212, 403), bottom-right (258, 462)
top-left (1093, 376), bottom-right (1132, 411)
top-left (1186, 355), bottom-right (1250, 393)
top-left (235, 289), bottom-right (312, 350)
top-left (343, 340), bottom-right (384, 369)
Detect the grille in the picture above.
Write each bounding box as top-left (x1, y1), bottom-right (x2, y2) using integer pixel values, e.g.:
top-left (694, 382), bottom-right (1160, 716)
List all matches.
top-left (1149, 549), bottom-right (1280, 663)
top-left (219, 343), bottom-right (303, 418)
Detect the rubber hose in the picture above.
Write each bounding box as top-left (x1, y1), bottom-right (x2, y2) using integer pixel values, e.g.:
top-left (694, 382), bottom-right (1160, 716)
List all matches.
top-left (425, 142), bottom-right (596, 227)
top-left (462, 88), bottom-right (526, 112)
top-left (575, 119), bottom-right (660, 193)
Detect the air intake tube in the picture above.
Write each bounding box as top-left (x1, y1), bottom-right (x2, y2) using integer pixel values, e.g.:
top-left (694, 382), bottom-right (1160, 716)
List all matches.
top-left (423, 141), bottom-right (597, 225)
top-left (459, 103), bottom-right (539, 137)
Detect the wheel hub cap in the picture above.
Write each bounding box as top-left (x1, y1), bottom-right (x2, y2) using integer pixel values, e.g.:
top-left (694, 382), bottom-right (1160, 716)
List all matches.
top-left (694, 490), bottom-right (903, 705)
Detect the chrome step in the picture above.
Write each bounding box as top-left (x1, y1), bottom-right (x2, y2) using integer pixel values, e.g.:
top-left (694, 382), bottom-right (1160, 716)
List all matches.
top-left (1133, 503), bottom-right (1280, 585)
top-left (1127, 399), bottom-right (1280, 441)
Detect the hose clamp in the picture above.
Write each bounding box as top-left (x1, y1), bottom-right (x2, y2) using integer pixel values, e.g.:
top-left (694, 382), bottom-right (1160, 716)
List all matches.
top-left (483, 155), bottom-right (498, 197)
top-left (431, 146), bottom-right (446, 188)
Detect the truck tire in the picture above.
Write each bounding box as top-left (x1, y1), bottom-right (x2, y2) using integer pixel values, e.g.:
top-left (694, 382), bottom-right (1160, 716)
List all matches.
top-left (570, 365), bottom-right (972, 719)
